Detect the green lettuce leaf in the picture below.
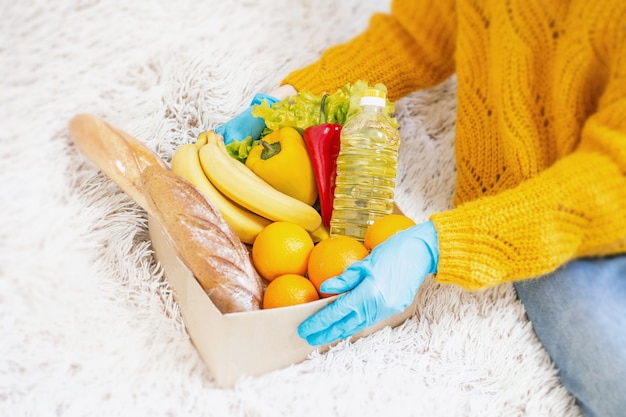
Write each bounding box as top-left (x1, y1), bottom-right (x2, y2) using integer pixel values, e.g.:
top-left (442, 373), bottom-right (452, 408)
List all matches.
top-left (225, 135), bottom-right (256, 163)
top-left (251, 80), bottom-right (398, 136)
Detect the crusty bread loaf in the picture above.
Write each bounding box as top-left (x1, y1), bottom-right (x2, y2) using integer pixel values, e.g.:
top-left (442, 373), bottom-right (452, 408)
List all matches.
top-left (141, 165), bottom-right (263, 312)
top-left (69, 113), bottom-right (263, 313)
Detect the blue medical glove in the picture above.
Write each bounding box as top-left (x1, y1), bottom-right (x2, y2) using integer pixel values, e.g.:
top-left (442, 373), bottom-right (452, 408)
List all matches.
top-left (214, 93), bottom-right (280, 144)
top-left (298, 221), bottom-right (439, 346)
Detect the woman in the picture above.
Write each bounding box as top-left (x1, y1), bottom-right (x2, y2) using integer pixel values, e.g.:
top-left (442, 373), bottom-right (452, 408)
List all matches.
top-left (216, 1), bottom-right (626, 415)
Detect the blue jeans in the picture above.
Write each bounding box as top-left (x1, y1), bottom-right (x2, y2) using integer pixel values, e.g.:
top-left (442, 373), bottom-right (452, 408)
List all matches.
top-left (514, 256), bottom-right (626, 417)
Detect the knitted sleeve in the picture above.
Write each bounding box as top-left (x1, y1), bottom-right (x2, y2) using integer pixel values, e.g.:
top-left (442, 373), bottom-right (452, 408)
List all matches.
top-left (429, 1), bottom-right (626, 290)
top-left (431, 93), bottom-right (626, 289)
top-left (281, 0), bottom-right (457, 101)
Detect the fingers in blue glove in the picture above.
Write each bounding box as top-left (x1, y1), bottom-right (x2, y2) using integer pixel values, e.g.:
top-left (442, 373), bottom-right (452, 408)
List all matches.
top-left (249, 93), bottom-right (280, 108)
top-left (214, 93), bottom-right (279, 144)
top-left (319, 264), bottom-right (366, 294)
top-left (298, 221), bottom-right (440, 347)
top-left (298, 289), bottom-right (371, 346)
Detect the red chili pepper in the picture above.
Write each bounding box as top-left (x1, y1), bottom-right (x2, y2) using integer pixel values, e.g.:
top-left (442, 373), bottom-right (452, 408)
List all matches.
top-left (303, 94), bottom-right (342, 229)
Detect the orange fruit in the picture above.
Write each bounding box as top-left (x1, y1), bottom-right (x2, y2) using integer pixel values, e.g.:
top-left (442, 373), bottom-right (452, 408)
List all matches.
top-left (363, 214), bottom-right (416, 250)
top-left (307, 235), bottom-right (369, 297)
top-left (252, 221), bottom-right (314, 281)
top-left (263, 274), bottom-right (320, 309)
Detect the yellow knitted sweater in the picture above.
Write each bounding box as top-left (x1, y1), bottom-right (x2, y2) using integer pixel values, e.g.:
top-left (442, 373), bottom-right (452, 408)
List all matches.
top-left (283, 0), bottom-right (626, 290)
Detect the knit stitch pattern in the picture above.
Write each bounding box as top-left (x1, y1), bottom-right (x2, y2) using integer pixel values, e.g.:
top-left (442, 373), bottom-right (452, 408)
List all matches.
top-left (283, 0), bottom-right (626, 289)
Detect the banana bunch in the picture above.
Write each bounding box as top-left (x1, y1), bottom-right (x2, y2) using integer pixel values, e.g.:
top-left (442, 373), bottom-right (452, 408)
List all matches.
top-left (171, 131), bottom-right (322, 244)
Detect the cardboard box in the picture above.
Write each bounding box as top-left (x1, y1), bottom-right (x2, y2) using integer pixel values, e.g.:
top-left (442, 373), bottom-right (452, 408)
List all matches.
top-left (149, 216), bottom-right (418, 388)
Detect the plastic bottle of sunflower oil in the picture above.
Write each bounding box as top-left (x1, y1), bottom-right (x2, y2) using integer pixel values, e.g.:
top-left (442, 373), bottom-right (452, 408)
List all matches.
top-left (329, 88), bottom-right (400, 241)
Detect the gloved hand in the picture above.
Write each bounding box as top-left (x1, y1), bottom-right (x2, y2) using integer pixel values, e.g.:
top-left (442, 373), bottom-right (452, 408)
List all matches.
top-left (298, 221), bottom-right (439, 346)
top-left (214, 93), bottom-right (280, 144)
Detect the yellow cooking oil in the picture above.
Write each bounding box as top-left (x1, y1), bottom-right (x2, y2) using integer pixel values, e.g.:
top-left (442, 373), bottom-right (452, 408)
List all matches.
top-left (329, 89), bottom-right (400, 241)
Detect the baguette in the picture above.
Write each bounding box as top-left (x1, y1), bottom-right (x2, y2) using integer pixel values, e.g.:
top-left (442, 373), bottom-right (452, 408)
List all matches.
top-left (69, 113), bottom-right (263, 313)
top-left (141, 165), bottom-right (263, 313)
top-left (68, 113), bottom-right (167, 212)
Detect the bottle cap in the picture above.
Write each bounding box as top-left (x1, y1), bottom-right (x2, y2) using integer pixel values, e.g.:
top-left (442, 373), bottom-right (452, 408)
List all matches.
top-left (360, 88), bottom-right (387, 107)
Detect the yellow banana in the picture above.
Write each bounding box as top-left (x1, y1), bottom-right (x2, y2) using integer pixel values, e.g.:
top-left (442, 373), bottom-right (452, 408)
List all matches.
top-left (309, 224), bottom-right (330, 243)
top-left (171, 134), bottom-right (271, 244)
top-left (199, 131), bottom-right (322, 232)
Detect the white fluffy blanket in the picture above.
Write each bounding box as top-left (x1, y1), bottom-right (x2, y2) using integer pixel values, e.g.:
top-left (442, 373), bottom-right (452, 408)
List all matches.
top-left (2, 1), bottom-right (582, 416)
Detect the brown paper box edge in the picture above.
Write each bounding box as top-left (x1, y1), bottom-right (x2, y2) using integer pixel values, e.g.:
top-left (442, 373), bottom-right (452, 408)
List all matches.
top-left (148, 215), bottom-right (419, 388)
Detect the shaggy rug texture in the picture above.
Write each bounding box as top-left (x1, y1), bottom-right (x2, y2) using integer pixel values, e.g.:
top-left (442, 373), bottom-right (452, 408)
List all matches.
top-left (2, 1), bottom-right (583, 416)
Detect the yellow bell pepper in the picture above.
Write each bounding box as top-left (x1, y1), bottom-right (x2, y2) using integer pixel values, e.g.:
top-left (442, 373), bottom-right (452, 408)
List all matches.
top-left (245, 127), bottom-right (318, 206)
